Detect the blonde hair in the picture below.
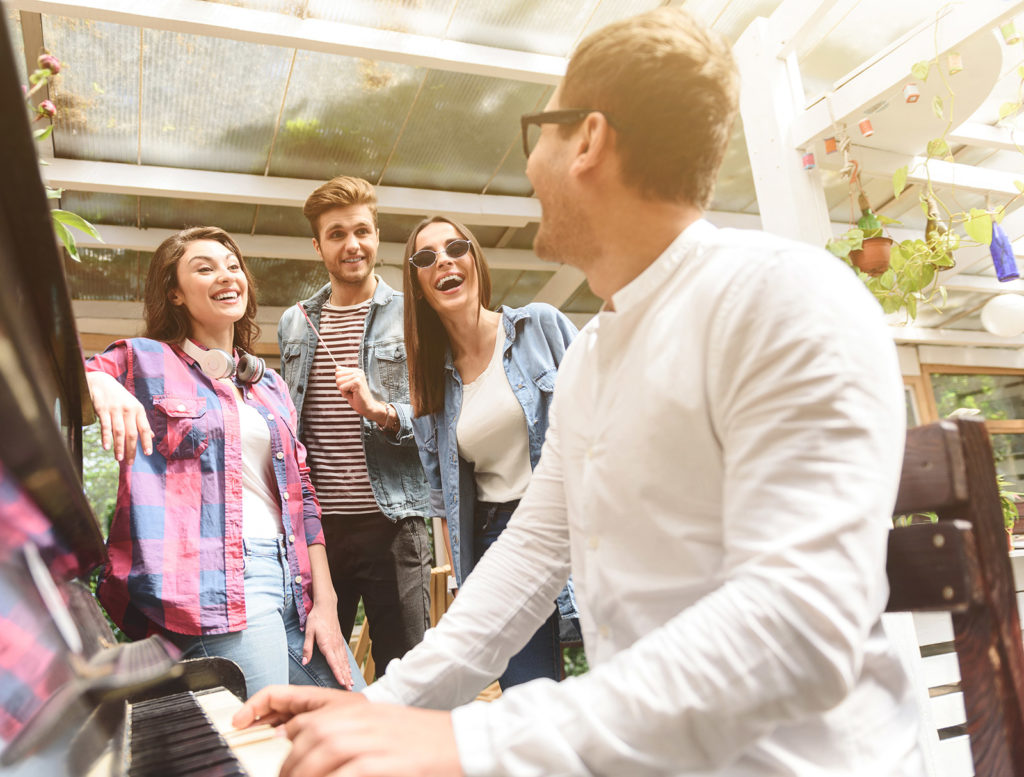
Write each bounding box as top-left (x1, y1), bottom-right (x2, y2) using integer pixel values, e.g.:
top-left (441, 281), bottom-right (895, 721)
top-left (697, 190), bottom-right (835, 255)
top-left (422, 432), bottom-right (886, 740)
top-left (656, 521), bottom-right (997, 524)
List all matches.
top-left (303, 176), bottom-right (378, 240)
top-left (562, 7), bottom-right (739, 208)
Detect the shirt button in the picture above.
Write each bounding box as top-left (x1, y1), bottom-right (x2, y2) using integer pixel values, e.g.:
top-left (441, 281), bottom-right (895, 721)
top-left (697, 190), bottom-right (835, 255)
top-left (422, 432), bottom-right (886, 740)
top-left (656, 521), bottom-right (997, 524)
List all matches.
top-left (293, 575), bottom-right (301, 585)
top-left (176, 404), bottom-right (186, 412)
top-left (599, 624), bottom-right (610, 638)
top-left (588, 535), bottom-right (599, 550)
top-left (247, 392), bottom-right (253, 400)
top-left (276, 452), bottom-right (284, 460)
top-left (288, 534), bottom-right (295, 544)
top-left (266, 413), bottom-right (275, 421)
top-left (282, 493), bottom-right (290, 501)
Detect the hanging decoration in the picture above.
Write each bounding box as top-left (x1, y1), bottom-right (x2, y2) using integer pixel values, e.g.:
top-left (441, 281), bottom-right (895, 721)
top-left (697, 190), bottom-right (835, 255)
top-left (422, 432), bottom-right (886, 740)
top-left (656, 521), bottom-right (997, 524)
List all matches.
top-left (990, 220), bottom-right (1019, 281)
top-left (1001, 22), bottom-right (1021, 46)
top-left (947, 52), bottom-right (963, 75)
top-left (802, 152), bottom-right (815, 170)
top-left (903, 83), bottom-right (920, 103)
top-left (824, 136), bottom-right (838, 154)
top-left (858, 118), bottom-right (874, 137)
top-left (981, 294), bottom-right (1024, 337)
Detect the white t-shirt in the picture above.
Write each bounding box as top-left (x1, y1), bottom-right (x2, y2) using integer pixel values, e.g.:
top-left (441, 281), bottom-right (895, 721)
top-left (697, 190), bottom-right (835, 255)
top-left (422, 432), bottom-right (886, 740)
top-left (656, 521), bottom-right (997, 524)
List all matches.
top-left (238, 397), bottom-right (285, 538)
top-left (456, 329), bottom-right (532, 503)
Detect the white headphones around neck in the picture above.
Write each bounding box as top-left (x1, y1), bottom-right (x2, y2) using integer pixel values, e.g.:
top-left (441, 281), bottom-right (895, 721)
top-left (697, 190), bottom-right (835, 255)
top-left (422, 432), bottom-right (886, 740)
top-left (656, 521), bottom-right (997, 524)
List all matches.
top-left (179, 339), bottom-right (265, 385)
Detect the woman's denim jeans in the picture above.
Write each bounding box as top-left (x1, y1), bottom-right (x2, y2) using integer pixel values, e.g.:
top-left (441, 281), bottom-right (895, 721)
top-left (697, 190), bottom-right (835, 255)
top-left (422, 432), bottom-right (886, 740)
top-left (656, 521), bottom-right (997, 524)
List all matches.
top-left (474, 500), bottom-right (562, 690)
top-left (176, 536), bottom-right (366, 697)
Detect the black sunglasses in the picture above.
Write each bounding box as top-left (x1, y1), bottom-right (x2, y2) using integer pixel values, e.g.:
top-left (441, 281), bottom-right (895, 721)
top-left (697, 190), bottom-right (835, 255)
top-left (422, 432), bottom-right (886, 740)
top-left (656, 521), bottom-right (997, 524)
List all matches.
top-left (409, 239), bottom-right (473, 269)
top-left (520, 109), bottom-right (614, 157)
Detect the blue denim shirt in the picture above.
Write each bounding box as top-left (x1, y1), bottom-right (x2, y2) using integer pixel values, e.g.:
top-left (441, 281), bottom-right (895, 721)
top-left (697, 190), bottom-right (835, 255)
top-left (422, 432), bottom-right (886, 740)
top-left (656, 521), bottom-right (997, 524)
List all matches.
top-left (277, 277), bottom-right (429, 521)
top-left (411, 303), bottom-right (579, 623)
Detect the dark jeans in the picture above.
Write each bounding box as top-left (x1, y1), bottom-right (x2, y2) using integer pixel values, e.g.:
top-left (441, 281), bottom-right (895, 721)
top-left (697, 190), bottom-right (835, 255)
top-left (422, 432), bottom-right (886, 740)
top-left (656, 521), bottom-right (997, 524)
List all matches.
top-left (474, 499), bottom-right (561, 690)
top-left (321, 512), bottom-right (432, 677)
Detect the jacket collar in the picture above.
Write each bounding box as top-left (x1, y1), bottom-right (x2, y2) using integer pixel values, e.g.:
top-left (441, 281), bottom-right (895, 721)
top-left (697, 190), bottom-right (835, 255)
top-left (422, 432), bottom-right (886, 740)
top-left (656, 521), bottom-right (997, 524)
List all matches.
top-left (300, 274), bottom-right (395, 313)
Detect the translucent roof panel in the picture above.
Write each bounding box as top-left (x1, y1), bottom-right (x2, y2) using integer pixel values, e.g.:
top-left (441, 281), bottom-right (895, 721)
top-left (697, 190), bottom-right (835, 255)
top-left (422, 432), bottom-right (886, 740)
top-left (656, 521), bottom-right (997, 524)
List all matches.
top-left (61, 190), bottom-right (138, 226)
top-left (66, 247), bottom-right (150, 301)
top-left (138, 196), bottom-right (257, 234)
top-left (563, 279), bottom-right (602, 314)
top-left (204, 0), bottom-right (307, 14)
top-left (255, 204), bottom-right (312, 238)
top-left (493, 269), bottom-right (555, 309)
top-left (306, 0), bottom-right (456, 38)
top-left (43, 16), bottom-right (139, 164)
top-left (506, 222), bottom-right (538, 250)
top-left (139, 28), bottom-right (292, 173)
top-left (268, 51), bottom-right (422, 181)
top-left (246, 256), bottom-right (328, 307)
top-left (380, 70), bottom-right (547, 192)
top-left (698, 0), bottom-right (783, 42)
top-left (379, 214), bottom-right (432, 244)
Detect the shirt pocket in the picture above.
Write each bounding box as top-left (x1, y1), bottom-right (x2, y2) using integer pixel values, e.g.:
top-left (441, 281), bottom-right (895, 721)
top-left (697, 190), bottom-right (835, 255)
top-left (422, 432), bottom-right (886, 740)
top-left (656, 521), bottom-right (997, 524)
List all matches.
top-left (532, 367), bottom-right (557, 393)
top-left (372, 341), bottom-right (407, 399)
top-left (152, 394), bottom-right (209, 460)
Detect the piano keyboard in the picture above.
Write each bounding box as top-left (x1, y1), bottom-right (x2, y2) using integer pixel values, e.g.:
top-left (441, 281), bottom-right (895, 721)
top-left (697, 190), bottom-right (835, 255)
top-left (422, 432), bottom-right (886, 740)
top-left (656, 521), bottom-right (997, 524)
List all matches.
top-left (92, 687), bottom-right (292, 777)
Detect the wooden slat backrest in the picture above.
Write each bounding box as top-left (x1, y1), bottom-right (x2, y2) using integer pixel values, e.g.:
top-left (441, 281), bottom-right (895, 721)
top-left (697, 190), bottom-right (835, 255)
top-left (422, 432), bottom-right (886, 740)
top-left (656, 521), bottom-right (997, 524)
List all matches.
top-left (886, 418), bottom-right (1024, 776)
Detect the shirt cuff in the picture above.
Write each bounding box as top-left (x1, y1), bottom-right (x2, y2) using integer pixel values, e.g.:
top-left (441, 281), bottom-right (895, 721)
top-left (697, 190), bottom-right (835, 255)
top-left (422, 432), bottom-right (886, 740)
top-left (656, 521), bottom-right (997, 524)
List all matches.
top-left (452, 702), bottom-right (499, 777)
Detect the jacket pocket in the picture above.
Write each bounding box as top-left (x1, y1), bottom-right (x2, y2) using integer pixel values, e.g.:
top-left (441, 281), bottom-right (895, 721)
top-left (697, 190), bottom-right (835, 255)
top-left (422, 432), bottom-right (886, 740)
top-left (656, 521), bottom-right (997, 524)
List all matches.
top-left (532, 367), bottom-right (557, 393)
top-left (373, 342), bottom-right (408, 398)
top-left (152, 394), bottom-right (209, 460)
top-left (280, 341), bottom-right (303, 385)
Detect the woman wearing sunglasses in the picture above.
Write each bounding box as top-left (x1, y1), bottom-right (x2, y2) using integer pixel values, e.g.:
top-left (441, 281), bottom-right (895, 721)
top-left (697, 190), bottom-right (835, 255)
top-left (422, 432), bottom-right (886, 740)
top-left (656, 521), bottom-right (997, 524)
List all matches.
top-left (400, 216), bottom-right (579, 689)
top-left (84, 226), bottom-right (363, 697)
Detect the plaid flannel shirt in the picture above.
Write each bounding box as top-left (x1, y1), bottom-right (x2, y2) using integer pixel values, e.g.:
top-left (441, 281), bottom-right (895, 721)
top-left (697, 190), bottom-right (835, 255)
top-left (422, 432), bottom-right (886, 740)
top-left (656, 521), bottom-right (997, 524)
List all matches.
top-left (87, 338), bottom-right (323, 640)
top-left (0, 462), bottom-right (79, 742)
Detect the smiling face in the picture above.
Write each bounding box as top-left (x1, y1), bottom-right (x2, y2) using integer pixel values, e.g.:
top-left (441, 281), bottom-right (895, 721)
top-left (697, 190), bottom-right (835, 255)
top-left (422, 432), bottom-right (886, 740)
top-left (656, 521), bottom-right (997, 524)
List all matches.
top-left (169, 239), bottom-right (248, 344)
top-left (413, 221), bottom-right (481, 318)
top-left (313, 204), bottom-right (379, 300)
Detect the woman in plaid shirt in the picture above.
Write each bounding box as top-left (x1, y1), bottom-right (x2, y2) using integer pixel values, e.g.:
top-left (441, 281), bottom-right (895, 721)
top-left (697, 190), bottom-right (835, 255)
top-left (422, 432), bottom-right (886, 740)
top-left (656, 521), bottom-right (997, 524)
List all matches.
top-left (85, 227), bottom-right (363, 696)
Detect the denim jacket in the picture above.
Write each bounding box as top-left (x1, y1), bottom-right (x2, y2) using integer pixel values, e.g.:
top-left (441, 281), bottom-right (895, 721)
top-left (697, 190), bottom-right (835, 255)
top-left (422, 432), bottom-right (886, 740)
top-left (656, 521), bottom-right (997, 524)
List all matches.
top-left (411, 303), bottom-right (580, 624)
top-left (277, 277), bottom-right (429, 521)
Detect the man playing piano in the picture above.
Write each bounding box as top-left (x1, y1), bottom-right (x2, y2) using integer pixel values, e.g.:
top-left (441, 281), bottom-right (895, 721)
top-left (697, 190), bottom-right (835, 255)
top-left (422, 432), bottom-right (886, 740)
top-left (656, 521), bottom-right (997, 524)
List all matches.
top-left (240, 7), bottom-right (925, 776)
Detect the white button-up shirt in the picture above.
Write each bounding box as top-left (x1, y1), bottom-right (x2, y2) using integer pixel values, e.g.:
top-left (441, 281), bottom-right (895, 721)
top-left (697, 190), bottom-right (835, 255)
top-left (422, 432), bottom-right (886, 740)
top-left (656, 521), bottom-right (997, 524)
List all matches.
top-left (366, 220), bottom-right (923, 776)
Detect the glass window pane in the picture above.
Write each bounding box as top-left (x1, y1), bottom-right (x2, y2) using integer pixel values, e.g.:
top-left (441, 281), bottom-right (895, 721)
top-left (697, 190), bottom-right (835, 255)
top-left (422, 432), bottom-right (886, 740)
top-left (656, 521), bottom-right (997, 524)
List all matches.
top-left (990, 434), bottom-right (1024, 485)
top-left (905, 386), bottom-right (919, 428)
top-left (929, 373), bottom-right (1024, 420)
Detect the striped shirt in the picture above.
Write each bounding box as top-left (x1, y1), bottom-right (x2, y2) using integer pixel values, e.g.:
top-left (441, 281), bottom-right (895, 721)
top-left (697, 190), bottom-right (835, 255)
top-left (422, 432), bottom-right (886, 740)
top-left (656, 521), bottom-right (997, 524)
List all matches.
top-left (301, 302), bottom-right (378, 514)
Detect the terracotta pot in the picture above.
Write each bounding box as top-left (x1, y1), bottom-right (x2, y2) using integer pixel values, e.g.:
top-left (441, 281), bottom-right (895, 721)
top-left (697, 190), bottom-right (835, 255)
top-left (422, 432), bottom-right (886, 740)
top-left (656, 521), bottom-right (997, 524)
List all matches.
top-left (849, 236), bottom-right (894, 276)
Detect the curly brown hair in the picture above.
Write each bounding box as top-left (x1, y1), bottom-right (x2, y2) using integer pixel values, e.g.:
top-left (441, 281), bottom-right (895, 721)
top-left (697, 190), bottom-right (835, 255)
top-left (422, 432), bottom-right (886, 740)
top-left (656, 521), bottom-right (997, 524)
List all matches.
top-left (143, 226), bottom-right (260, 352)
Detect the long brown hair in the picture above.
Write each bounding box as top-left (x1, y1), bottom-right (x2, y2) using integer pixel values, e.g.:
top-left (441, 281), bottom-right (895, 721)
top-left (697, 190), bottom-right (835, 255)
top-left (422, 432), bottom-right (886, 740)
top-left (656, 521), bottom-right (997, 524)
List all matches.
top-left (403, 217), bottom-right (491, 417)
top-left (143, 226), bottom-right (260, 352)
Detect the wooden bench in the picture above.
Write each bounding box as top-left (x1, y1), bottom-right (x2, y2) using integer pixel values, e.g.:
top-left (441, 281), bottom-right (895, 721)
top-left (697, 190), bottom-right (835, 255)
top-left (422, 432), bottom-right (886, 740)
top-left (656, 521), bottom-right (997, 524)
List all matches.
top-left (887, 418), bottom-right (1024, 776)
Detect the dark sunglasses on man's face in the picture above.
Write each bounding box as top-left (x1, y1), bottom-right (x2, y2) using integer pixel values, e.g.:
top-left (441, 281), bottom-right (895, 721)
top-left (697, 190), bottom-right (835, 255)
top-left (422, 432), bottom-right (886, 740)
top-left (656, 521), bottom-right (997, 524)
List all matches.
top-left (409, 239), bottom-right (472, 269)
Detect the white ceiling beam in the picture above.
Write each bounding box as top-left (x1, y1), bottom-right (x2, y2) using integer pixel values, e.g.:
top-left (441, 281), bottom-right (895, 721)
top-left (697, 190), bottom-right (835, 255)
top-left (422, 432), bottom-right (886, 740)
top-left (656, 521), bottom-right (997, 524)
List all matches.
top-left (75, 224), bottom-right (550, 271)
top-left (766, 0), bottom-right (847, 59)
top-left (532, 265), bottom-right (586, 307)
top-left (890, 325), bottom-right (1024, 348)
top-left (949, 122), bottom-right (1024, 153)
top-left (46, 159), bottom-right (541, 228)
top-left (838, 148), bottom-right (1024, 198)
top-left (791, 0), bottom-right (1024, 149)
top-left (8, 0), bottom-right (566, 85)
top-left (941, 275), bottom-right (1024, 295)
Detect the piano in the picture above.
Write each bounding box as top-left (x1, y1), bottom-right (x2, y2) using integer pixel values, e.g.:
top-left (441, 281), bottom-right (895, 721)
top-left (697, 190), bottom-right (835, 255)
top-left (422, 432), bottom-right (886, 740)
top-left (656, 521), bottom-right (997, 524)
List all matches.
top-left (0, 12), bottom-right (288, 776)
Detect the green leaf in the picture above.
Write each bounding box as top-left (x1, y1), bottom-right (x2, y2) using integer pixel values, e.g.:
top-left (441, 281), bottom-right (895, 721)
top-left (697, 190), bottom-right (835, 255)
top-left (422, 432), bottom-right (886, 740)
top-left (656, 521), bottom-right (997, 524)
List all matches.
top-left (926, 138), bottom-right (950, 158)
top-left (51, 218), bottom-right (80, 262)
top-left (878, 268), bottom-right (896, 290)
top-left (906, 295), bottom-right (918, 320)
top-left (1016, 180), bottom-right (1024, 194)
top-left (876, 214), bottom-right (902, 226)
top-left (911, 61), bottom-right (930, 81)
top-left (932, 95), bottom-right (943, 120)
top-left (893, 166), bottom-right (908, 198)
top-left (963, 208), bottom-right (993, 245)
top-left (881, 295), bottom-right (902, 315)
top-left (1000, 101), bottom-right (1021, 121)
top-left (1018, 64), bottom-right (1024, 79)
top-left (33, 124), bottom-right (53, 141)
top-left (50, 209), bottom-right (102, 240)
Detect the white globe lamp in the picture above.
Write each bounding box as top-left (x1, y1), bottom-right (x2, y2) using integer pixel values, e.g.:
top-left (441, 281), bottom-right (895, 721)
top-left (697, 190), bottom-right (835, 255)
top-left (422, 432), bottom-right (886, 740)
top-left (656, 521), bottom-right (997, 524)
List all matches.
top-left (980, 294), bottom-right (1024, 337)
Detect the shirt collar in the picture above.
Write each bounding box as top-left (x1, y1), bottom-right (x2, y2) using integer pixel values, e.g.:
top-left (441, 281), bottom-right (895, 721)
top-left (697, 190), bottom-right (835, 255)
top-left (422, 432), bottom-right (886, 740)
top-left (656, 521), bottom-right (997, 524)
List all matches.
top-left (607, 218), bottom-right (717, 316)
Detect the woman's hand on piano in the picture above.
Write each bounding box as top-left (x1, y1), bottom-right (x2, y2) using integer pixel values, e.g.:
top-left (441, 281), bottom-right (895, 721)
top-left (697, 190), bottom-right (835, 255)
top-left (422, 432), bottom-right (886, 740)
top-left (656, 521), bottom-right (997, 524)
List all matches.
top-left (304, 599), bottom-right (354, 689)
top-left (86, 370), bottom-right (153, 463)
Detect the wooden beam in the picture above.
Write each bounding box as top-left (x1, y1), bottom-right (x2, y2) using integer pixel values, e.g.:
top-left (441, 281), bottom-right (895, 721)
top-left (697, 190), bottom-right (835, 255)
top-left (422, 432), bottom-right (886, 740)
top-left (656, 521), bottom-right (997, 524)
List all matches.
top-left (74, 224), bottom-right (550, 271)
top-left (532, 265), bottom-right (586, 307)
top-left (8, 0), bottom-right (566, 85)
top-left (949, 123), bottom-right (1024, 153)
top-left (890, 325), bottom-right (1024, 348)
top-left (791, 0), bottom-right (1024, 149)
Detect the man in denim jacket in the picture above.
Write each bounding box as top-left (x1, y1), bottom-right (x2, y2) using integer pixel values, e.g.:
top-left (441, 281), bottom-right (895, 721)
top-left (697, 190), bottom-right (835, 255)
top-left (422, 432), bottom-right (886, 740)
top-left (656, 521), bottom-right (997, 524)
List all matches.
top-left (276, 176), bottom-right (431, 676)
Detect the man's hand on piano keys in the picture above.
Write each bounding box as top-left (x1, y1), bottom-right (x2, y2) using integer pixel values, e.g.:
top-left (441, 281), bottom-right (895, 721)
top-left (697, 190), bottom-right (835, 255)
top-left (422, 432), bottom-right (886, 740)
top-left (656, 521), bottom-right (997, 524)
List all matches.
top-left (233, 687), bottom-right (463, 777)
top-left (86, 370), bottom-right (153, 463)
